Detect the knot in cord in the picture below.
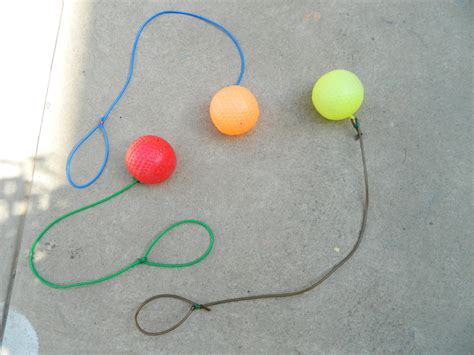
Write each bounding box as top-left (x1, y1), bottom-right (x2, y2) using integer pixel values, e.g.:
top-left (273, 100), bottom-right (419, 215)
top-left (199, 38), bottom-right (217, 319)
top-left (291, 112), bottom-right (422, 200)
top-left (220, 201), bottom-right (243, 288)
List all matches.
top-left (136, 256), bottom-right (148, 264)
top-left (192, 303), bottom-right (210, 311)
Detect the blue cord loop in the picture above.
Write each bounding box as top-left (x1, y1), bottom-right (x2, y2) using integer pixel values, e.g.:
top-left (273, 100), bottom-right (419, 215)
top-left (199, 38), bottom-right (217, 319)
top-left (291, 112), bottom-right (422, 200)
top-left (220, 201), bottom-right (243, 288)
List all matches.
top-left (66, 10), bottom-right (246, 188)
top-left (66, 120), bottom-right (110, 189)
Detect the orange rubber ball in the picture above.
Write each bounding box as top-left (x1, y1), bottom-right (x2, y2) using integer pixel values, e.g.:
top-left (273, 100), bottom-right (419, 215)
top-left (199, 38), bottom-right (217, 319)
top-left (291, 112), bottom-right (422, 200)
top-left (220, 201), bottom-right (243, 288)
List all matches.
top-left (209, 85), bottom-right (260, 135)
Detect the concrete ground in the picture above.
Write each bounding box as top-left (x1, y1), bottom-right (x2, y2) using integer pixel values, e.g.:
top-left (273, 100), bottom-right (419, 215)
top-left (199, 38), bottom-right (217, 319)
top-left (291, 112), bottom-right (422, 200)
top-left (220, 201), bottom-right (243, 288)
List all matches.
top-left (0, 0), bottom-right (472, 354)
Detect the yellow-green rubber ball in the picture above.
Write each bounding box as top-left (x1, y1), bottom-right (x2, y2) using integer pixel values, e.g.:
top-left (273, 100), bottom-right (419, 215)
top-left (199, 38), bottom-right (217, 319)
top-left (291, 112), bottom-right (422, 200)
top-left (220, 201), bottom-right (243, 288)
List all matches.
top-left (312, 69), bottom-right (364, 120)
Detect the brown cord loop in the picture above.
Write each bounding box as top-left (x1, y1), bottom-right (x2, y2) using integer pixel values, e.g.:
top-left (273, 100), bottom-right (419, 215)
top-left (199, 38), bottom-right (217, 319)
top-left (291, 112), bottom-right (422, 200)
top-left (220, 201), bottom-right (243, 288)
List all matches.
top-left (134, 294), bottom-right (205, 336)
top-left (135, 120), bottom-right (369, 336)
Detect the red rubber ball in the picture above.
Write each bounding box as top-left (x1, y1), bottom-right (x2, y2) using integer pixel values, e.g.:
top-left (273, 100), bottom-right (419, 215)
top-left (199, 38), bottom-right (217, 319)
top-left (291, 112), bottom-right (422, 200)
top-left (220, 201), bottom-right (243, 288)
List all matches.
top-left (125, 135), bottom-right (176, 184)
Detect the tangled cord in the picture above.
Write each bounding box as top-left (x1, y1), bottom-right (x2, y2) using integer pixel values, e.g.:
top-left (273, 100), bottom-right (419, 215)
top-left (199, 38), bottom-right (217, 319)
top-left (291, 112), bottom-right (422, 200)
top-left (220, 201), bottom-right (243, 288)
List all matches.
top-left (134, 118), bottom-right (369, 336)
top-left (66, 10), bottom-right (245, 189)
top-left (29, 179), bottom-right (214, 289)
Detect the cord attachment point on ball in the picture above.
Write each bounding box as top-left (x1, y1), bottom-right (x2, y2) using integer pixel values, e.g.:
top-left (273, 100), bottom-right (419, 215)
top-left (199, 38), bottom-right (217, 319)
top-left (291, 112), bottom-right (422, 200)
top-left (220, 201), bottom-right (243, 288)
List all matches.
top-left (350, 116), bottom-right (361, 139)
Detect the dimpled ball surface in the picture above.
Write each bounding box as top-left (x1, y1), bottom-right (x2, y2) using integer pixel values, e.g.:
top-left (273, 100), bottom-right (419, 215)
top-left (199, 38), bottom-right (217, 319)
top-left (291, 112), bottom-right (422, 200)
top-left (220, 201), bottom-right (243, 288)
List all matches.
top-left (210, 85), bottom-right (260, 135)
top-left (312, 69), bottom-right (364, 120)
top-left (125, 135), bottom-right (176, 184)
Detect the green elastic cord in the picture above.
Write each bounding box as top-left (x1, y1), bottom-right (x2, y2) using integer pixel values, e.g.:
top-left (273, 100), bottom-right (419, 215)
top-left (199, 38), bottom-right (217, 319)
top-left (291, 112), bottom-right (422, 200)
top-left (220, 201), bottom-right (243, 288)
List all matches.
top-left (29, 179), bottom-right (214, 289)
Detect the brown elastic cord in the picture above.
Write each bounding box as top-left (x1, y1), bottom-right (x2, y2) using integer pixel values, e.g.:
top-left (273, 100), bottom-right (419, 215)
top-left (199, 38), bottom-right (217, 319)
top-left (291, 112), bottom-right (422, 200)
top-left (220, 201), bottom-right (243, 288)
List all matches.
top-left (135, 118), bottom-right (369, 336)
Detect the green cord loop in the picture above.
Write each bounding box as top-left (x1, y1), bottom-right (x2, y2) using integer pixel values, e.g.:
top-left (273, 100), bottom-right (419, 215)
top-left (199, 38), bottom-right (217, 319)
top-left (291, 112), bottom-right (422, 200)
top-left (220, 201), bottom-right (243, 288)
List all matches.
top-left (29, 179), bottom-right (214, 289)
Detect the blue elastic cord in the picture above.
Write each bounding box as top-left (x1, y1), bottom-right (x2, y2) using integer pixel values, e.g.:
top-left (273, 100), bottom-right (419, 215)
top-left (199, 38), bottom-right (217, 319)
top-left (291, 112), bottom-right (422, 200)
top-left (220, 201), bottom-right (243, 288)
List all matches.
top-left (66, 10), bottom-right (245, 189)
